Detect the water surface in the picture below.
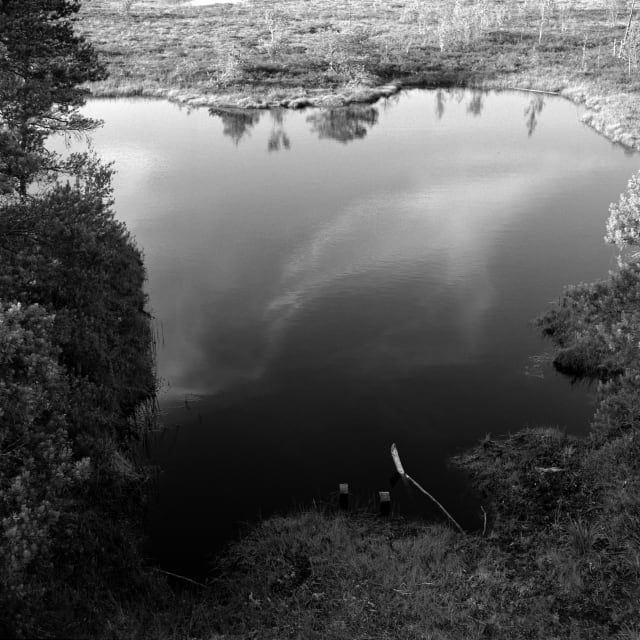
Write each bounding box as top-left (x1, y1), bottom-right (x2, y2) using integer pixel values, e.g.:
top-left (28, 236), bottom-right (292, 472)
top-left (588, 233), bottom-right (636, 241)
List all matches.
top-left (75, 90), bottom-right (639, 578)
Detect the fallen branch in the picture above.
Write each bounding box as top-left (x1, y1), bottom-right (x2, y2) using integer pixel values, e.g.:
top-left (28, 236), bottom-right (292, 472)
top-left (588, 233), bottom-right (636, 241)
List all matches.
top-left (154, 568), bottom-right (207, 588)
top-left (512, 87), bottom-right (560, 95)
top-left (390, 443), bottom-right (465, 535)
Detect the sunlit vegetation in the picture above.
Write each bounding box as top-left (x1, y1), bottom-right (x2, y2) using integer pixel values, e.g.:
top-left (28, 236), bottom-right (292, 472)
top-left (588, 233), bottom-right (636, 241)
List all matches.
top-left (77, 0), bottom-right (640, 146)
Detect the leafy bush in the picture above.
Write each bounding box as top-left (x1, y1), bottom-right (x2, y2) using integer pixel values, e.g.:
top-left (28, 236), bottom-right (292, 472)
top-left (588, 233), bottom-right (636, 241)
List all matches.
top-left (0, 181), bottom-right (157, 637)
top-left (0, 180), bottom-right (155, 442)
top-left (606, 169), bottom-right (640, 251)
top-left (0, 302), bottom-right (90, 636)
top-left (536, 262), bottom-right (640, 378)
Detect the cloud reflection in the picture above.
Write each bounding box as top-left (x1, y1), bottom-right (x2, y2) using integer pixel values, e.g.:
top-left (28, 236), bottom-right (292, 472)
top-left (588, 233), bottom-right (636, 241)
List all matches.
top-left (158, 167), bottom-right (554, 399)
top-left (257, 174), bottom-right (534, 379)
top-left (142, 89), bottom-right (624, 401)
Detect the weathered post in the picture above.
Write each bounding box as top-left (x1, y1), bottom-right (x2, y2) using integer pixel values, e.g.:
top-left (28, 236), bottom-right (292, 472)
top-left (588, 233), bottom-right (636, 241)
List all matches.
top-left (339, 483), bottom-right (349, 510)
top-left (379, 491), bottom-right (391, 516)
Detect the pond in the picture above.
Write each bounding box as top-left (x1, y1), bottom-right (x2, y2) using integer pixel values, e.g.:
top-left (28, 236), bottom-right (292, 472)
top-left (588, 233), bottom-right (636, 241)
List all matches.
top-left (74, 89), bottom-right (638, 579)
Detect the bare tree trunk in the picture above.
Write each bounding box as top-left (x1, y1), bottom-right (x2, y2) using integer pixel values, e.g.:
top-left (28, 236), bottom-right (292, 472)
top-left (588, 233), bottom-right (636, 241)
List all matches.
top-left (620, 0), bottom-right (637, 58)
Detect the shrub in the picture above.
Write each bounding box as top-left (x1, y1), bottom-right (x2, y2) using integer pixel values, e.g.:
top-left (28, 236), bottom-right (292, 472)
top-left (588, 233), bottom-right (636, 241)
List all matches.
top-left (0, 181), bottom-right (155, 442)
top-left (0, 181), bottom-right (157, 636)
top-left (0, 302), bottom-right (90, 636)
top-left (606, 170), bottom-right (640, 251)
top-left (536, 262), bottom-right (640, 378)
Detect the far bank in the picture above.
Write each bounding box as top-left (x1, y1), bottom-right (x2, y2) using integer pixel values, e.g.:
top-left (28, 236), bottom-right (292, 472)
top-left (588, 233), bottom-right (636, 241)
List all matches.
top-left (79, 0), bottom-right (640, 149)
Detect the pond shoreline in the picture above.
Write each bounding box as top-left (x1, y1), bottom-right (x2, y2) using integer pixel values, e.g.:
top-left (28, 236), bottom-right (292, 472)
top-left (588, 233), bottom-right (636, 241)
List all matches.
top-left (79, 0), bottom-right (640, 154)
top-left (87, 76), bottom-right (640, 151)
top-left (91, 86), bottom-right (640, 638)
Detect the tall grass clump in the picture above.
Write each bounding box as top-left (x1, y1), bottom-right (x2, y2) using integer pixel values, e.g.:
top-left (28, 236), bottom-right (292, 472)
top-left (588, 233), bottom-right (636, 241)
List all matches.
top-left (436, 0), bottom-right (510, 52)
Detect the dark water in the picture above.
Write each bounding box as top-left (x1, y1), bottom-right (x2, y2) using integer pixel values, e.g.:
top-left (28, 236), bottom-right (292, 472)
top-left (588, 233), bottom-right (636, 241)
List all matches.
top-left (75, 89), bottom-right (638, 578)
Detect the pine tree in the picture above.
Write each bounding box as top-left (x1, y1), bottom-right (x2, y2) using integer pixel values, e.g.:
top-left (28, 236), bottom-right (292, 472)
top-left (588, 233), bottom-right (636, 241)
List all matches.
top-left (0, 0), bottom-right (106, 196)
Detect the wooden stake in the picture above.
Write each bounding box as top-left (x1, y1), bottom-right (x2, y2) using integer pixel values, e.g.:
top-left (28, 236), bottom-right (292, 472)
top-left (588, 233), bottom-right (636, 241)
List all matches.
top-left (339, 483), bottom-right (349, 510)
top-left (379, 491), bottom-right (391, 516)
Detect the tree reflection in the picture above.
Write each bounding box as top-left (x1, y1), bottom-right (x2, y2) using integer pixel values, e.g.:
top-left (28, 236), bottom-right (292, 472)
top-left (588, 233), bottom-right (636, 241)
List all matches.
top-left (209, 108), bottom-right (263, 145)
top-left (433, 88), bottom-right (485, 119)
top-left (268, 110), bottom-right (291, 152)
top-left (524, 95), bottom-right (545, 137)
top-left (435, 88), bottom-right (446, 120)
top-left (466, 90), bottom-right (484, 117)
top-left (306, 105), bottom-right (379, 144)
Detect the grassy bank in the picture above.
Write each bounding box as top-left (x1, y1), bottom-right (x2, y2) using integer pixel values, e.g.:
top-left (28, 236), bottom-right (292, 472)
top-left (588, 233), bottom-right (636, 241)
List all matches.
top-left (79, 0), bottom-right (640, 147)
top-left (102, 421), bottom-right (640, 639)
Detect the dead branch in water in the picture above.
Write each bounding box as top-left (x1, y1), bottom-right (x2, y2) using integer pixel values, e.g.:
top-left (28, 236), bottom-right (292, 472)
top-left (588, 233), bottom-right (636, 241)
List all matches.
top-left (512, 87), bottom-right (560, 95)
top-left (154, 568), bottom-right (207, 588)
top-left (390, 443), bottom-right (465, 535)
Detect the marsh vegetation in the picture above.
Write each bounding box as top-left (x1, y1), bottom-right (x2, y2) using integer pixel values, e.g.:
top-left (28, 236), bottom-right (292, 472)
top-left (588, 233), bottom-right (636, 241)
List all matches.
top-left (2, 0), bottom-right (640, 638)
top-left (78, 0), bottom-right (640, 147)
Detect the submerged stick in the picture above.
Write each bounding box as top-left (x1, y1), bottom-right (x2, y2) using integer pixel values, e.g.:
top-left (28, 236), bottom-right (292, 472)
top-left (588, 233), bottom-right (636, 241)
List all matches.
top-left (512, 87), bottom-right (560, 95)
top-left (154, 568), bottom-right (207, 588)
top-left (390, 443), bottom-right (465, 535)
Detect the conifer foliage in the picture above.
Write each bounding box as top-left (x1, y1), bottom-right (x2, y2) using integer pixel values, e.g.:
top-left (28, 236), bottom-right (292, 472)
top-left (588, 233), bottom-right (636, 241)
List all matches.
top-left (0, 0), bottom-right (106, 196)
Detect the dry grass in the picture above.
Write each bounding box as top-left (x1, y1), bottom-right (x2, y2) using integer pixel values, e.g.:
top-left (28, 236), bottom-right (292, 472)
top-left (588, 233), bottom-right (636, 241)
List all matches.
top-left (77, 0), bottom-right (640, 145)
